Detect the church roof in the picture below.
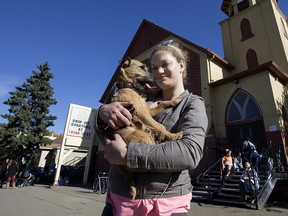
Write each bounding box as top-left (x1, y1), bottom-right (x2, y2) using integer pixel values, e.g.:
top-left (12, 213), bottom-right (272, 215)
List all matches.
top-left (99, 19), bottom-right (232, 103)
top-left (41, 135), bottom-right (63, 149)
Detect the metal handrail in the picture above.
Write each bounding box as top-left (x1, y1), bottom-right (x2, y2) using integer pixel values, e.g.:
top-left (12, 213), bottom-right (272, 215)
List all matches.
top-left (192, 157), bottom-right (223, 200)
top-left (244, 141), bottom-right (287, 209)
top-left (195, 158), bottom-right (222, 181)
top-left (255, 141), bottom-right (286, 176)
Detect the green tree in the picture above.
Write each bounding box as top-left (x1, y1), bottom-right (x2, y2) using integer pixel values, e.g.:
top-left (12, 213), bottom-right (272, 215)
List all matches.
top-left (0, 123), bottom-right (8, 162)
top-left (0, 62), bottom-right (57, 161)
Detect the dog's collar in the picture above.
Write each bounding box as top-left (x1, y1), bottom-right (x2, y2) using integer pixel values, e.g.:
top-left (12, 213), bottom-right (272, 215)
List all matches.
top-left (115, 82), bottom-right (134, 89)
top-left (111, 82), bottom-right (134, 97)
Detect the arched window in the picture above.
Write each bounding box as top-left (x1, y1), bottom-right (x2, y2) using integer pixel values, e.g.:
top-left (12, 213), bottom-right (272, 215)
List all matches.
top-left (237, 0), bottom-right (250, 12)
top-left (227, 90), bottom-right (262, 123)
top-left (246, 49), bottom-right (259, 69)
top-left (241, 18), bottom-right (254, 41)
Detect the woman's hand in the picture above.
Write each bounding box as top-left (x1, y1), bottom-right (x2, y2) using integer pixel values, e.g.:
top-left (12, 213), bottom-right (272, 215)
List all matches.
top-left (104, 134), bottom-right (127, 165)
top-left (99, 102), bottom-right (133, 130)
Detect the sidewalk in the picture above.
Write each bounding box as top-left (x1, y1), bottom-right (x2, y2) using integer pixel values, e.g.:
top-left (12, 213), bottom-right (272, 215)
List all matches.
top-left (0, 184), bottom-right (288, 216)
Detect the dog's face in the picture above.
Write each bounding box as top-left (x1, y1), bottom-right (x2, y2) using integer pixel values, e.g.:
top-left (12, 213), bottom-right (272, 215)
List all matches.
top-left (119, 57), bottom-right (154, 93)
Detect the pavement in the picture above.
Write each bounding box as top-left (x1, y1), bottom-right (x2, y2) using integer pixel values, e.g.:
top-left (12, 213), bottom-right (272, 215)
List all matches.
top-left (1, 184), bottom-right (288, 216)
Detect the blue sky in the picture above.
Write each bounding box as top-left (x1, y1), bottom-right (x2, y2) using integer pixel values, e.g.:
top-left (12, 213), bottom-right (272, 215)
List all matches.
top-left (0, 0), bottom-right (287, 134)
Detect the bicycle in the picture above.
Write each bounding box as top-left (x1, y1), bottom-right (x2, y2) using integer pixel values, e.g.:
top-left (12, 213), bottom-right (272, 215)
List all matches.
top-left (92, 172), bottom-right (108, 194)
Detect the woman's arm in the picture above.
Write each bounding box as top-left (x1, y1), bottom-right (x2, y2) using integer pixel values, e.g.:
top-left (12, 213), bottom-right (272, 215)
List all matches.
top-left (126, 96), bottom-right (208, 172)
top-left (96, 101), bottom-right (133, 130)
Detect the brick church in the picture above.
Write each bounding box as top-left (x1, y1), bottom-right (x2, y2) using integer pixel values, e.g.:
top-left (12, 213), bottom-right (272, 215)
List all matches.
top-left (96, 0), bottom-right (288, 178)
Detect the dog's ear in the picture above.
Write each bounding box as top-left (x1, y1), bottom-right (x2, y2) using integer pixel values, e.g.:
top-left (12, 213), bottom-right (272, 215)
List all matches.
top-left (119, 57), bottom-right (131, 69)
top-left (119, 67), bottom-right (132, 83)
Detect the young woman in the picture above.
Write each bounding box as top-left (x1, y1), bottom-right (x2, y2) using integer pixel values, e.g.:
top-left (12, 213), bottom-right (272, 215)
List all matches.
top-left (5, 159), bottom-right (18, 189)
top-left (96, 40), bottom-right (208, 215)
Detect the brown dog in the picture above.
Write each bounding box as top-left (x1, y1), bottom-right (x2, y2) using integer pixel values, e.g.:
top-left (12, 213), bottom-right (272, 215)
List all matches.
top-left (106, 57), bottom-right (183, 199)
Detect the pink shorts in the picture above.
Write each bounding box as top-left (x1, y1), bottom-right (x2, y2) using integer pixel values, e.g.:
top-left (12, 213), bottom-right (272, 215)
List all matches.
top-left (106, 190), bottom-right (192, 216)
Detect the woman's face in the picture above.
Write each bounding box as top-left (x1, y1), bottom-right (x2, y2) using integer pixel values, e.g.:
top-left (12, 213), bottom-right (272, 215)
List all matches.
top-left (150, 51), bottom-right (184, 91)
top-left (245, 162), bottom-right (251, 168)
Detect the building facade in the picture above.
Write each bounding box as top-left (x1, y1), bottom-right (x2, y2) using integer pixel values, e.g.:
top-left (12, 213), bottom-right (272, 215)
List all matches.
top-left (98, 0), bottom-right (288, 178)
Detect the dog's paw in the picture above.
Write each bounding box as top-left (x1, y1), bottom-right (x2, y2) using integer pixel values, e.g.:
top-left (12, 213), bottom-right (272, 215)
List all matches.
top-left (156, 98), bottom-right (182, 109)
top-left (162, 131), bottom-right (183, 141)
top-left (171, 98), bottom-right (182, 106)
top-left (173, 131), bottom-right (183, 140)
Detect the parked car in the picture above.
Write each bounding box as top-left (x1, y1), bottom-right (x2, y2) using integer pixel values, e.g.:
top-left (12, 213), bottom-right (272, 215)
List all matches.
top-left (60, 165), bottom-right (85, 184)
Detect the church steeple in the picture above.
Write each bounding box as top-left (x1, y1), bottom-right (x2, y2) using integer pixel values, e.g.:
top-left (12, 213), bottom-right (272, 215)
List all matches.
top-left (220, 0), bottom-right (288, 73)
top-left (221, 0), bottom-right (279, 17)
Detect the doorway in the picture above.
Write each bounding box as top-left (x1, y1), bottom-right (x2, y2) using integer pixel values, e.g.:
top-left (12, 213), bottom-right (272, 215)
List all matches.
top-left (226, 89), bottom-right (266, 153)
top-left (227, 120), bottom-right (266, 153)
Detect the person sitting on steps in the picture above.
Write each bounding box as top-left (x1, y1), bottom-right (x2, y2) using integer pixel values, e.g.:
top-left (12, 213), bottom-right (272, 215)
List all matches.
top-left (233, 152), bottom-right (243, 171)
top-left (239, 162), bottom-right (259, 204)
top-left (221, 149), bottom-right (233, 180)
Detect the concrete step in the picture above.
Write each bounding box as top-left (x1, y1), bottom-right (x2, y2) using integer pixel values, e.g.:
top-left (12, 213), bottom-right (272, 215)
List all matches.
top-left (192, 168), bottom-right (272, 208)
top-left (193, 186), bottom-right (218, 192)
top-left (220, 187), bottom-right (240, 193)
top-left (222, 183), bottom-right (239, 188)
top-left (216, 192), bottom-right (240, 199)
top-left (192, 190), bottom-right (210, 196)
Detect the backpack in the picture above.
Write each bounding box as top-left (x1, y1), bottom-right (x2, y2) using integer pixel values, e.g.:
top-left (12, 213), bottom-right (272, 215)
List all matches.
top-left (22, 169), bottom-right (30, 178)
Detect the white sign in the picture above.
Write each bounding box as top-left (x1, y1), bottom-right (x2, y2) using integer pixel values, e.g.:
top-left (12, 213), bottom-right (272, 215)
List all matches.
top-left (67, 104), bottom-right (95, 138)
top-left (269, 125), bottom-right (277, 132)
top-left (54, 103), bottom-right (97, 186)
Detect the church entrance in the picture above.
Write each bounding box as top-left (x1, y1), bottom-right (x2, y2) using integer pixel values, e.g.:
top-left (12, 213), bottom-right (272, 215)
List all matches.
top-left (226, 89), bottom-right (267, 153)
top-left (227, 120), bottom-right (266, 153)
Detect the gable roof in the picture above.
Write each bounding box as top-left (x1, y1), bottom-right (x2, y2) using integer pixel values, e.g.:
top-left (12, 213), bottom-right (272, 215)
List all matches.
top-left (41, 135), bottom-right (62, 149)
top-left (99, 19), bottom-right (233, 103)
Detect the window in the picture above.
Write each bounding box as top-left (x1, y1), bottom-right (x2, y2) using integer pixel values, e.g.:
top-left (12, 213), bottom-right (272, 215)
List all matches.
top-left (241, 18), bottom-right (254, 41)
top-left (237, 0), bottom-right (249, 12)
top-left (246, 49), bottom-right (259, 69)
top-left (227, 90), bottom-right (262, 123)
